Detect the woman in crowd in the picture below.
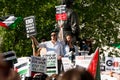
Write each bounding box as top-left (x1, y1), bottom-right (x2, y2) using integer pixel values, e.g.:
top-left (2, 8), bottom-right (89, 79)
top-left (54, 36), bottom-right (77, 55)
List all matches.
top-left (64, 34), bottom-right (79, 62)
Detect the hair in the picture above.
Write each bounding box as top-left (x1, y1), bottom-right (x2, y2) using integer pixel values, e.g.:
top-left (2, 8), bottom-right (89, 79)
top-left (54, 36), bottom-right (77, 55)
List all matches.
top-left (46, 74), bottom-right (59, 80)
top-left (58, 68), bottom-right (95, 80)
top-left (65, 34), bottom-right (73, 45)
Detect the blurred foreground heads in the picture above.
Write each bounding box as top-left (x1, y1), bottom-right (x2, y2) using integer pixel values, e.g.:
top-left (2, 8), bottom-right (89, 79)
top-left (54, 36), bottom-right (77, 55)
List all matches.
top-left (58, 68), bottom-right (95, 80)
top-left (0, 54), bottom-right (20, 80)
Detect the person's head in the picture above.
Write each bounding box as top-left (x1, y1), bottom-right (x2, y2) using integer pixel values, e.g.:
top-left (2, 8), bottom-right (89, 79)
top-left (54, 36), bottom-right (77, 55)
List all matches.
top-left (46, 74), bottom-right (59, 80)
top-left (58, 68), bottom-right (95, 80)
top-left (65, 34), bottom-right (73, 43)
top-left (51, 31), bottom-right (57, 41)
top-left (33, 73), bottom-right (48, 80)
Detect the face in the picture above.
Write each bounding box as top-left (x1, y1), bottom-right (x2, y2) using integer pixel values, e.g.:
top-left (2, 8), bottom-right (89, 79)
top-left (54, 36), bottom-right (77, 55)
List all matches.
top-left (51, 32), bottom-right (57, 40)
top-left (66, 35), bottom-right (72, 42)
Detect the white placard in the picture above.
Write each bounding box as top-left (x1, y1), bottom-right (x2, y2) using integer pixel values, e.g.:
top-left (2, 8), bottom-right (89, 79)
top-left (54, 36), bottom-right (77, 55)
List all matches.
top-left (62, 57), bottom-right (73, 72)
top-left (75, 56), bottom-right (92, 69)
top-left (31, 56), bottom-right (47, 73)
top-left (45, 52), bottom-right (58, 76)
top-left (105, 57), bottom-right (120, 73)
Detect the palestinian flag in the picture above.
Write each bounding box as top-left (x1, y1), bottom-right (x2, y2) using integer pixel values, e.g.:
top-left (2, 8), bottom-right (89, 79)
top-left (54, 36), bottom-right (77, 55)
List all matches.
top-left (87, 47), bottom-right (101, 80)
top-left (0, 15), bottom-right (22, 29)
top-left (14, 62), bottom-right (29, 75)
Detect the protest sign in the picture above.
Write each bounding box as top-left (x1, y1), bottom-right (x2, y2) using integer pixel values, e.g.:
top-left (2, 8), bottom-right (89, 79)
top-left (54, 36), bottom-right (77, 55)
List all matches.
top-left (105, 57), bottom-right (120, 73)
top-left (62, 57), bottom-right (73, 71)
top-left (75, 56), bottom-right (92, 69)
top-left (45, 52), bottom-right (58, 76)
top-left (31, 56), bottom-right (46, 73)
top-left (24, 16), bottom-right (37, 38)
top-left (14, 57), bottom-right (31, 80)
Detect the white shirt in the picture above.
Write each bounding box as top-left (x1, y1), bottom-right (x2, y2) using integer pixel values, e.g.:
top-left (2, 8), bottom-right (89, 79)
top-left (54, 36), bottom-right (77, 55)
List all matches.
top-left (64, 45), bottom-right (79, 56)
top-left (38, 41), bottom-right (64, 56)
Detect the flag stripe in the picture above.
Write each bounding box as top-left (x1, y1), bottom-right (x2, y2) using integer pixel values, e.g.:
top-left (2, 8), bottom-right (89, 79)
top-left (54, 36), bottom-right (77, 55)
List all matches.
top-left (9, 17), bottom-right (22, 29)
top-left (19, 69), bottom-right (28, 75)
top-left (4, 53), bottom-right (15, 58)
top-left (16, 62), bottom-right (28, 69)
top-left (0, 22), bottom-right (8, 28)
top-left (87, 48), bottom-right (99, 78)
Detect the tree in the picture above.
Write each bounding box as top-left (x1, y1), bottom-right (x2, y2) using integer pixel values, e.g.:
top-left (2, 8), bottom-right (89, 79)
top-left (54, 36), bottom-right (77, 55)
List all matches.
top-left (0, 0), bottom-right (58, 56)
top-left (0, 0), bottom-right (120, 56)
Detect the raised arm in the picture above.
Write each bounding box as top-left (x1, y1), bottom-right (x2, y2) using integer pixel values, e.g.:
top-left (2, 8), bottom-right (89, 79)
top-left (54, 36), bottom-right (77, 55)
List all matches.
top-left (30, 36), bottom-right (39, 46)
top-left (31, 37), bottom-right (41, 56)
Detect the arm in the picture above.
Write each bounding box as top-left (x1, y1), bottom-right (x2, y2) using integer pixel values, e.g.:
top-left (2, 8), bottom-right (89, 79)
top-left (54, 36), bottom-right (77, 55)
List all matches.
top-left (31, 38), bottom-right (40, 56)
top-left (30, 36), bottom-right (39, 47)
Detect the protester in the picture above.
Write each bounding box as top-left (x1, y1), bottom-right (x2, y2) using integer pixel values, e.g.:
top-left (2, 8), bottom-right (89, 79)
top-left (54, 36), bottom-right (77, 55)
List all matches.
top-left (33, 73), bottom-right (48, 80)
top-left (58, 68), bottom-right (95, 80)
top-left (64, 34), bottom-right (79, 62)
top-left (31, 37), bottom-right (47, 56)
top-left (46, 74), bottom-right (59, 80)
top-left (0, 54), bottom-right (20, 80)
top-left (31, 30), bottom-right (64, 74)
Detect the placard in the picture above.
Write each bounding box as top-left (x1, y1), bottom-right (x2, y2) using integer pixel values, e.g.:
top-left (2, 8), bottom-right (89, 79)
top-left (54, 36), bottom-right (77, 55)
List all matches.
top-left (24, 16), bottom-right (37, 38)
top-left (31, 56), bottom-right (46, 73)
top-left (75, 56), bottom-right (92, 69)
top-left (14, 57), bottom-right (31, 80)
top-left (62, 57), bottom-right (73, 72)
top-left (105, 57), bottom-right (120, 73)
top-left (45, 52), bottom-right (58, 76)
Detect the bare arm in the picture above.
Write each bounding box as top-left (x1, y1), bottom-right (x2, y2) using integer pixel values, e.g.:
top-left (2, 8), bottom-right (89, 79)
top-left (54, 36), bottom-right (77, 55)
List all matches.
top-left (31, 37), bottom-right (40, 56)
top-left (30, 36), bottom-right (39, 46)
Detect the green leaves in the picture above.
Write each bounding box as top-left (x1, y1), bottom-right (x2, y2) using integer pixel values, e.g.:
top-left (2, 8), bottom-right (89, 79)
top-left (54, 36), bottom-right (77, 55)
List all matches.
top-left (0, 0), bottom-right (120, 56)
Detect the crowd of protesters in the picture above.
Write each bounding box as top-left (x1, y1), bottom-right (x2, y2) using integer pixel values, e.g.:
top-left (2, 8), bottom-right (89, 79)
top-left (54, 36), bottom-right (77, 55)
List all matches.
top-left (0, 52), bottom-right (95, 80)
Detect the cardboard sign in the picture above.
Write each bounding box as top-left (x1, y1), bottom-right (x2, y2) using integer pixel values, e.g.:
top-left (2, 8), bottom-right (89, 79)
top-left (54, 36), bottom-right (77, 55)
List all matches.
top-left (75, 56), bottom-right (92, 69)
top-left (14, 57), bottom-right (31, 80)
top-left (105, 57), bottom-right (120, 73)
top-left (62, 57), bottom-right (73, 71)
top-left (24, 16), bottom-right (37, 38)
top-left (45, 52), bottom-right (58, 76)
top-left (31, 56), bottom-right (46, 73)
top-left (55, 5), bottom-right (67, 21)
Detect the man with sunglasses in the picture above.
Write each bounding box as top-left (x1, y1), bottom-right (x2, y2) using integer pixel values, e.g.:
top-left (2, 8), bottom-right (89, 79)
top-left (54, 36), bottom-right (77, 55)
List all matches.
top-left (30, 30), bottom-right (64, 74)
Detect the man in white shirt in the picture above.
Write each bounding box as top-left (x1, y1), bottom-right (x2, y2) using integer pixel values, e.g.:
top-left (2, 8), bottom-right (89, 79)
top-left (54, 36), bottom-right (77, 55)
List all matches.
top-left (38, 31), bottom-right (64, 59)
top-left (31, 31), bottom-right (64, 73)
